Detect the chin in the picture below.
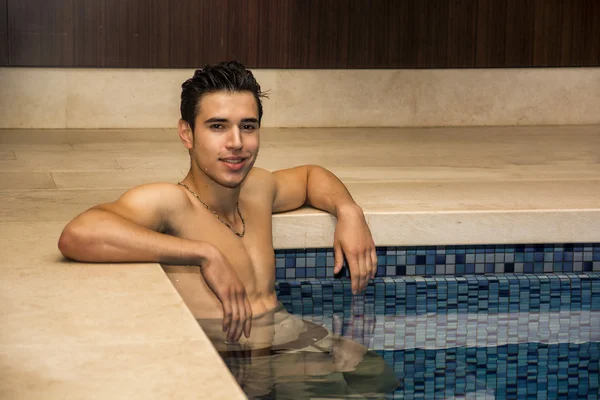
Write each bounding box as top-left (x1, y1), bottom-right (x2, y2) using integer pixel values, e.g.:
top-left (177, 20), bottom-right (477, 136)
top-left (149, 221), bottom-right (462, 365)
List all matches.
top-left (219, 173), bottom-right (250, 188)
top-left (223, 164), bottom-right (255, 188)
top-left (220, 180), bottom-right (243, 189)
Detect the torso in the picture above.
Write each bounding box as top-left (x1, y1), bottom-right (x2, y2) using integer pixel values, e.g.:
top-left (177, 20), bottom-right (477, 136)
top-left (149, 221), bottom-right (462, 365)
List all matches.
top-left (161, 168), bottom-right (278, 319)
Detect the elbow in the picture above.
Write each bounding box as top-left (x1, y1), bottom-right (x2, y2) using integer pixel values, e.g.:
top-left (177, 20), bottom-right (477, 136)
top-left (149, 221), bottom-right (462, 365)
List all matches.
top-left (58, 223), bottom-right (88, 261)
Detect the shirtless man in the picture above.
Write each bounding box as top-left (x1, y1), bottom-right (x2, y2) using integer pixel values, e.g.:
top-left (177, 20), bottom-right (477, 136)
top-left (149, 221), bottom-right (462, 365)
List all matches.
top-left (57, 61), bottom-right (377, 345)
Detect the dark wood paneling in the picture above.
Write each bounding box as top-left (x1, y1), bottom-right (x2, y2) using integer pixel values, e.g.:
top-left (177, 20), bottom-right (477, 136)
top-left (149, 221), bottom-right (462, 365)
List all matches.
top-left (347, 0), bottom-right (391, 68)
top-left (476, 0), bottom-right (507, 67)
top-left (505, 0), bottom-right (536, 67)
top-left (8, 0), bottom-right (75, 66)
top-left (6, 0), bottom-right (600, 68)
top-left (447, 0), bottom-right (478, 68)
top-left (257, 1), bottom-right (293, 67)
top-left (533, 0), bottom-right (565, 67)
top-left (72, 0), bottom-right (172, 67)
top-left (569, 0), bottom-right (600, 66)
top-left (0, 0), bottom-right (7, 65)
top-left (289, 0), bottom-right (352, 69)
top-left (419, 1), bottom-right (450, 68)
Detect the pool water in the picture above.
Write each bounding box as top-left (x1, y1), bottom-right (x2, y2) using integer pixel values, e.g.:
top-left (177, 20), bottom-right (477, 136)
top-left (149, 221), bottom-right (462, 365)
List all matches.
top-left (277, 274), bottom-right (600, 399)
top-left (299, 310), bottom-right (600, 399)
top-left (381, 342), bottom-right (599, 399)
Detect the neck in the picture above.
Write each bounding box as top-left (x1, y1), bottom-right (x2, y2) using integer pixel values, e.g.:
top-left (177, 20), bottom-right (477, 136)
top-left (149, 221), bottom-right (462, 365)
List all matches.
top-left (181, 169), bottom-right (241, 222)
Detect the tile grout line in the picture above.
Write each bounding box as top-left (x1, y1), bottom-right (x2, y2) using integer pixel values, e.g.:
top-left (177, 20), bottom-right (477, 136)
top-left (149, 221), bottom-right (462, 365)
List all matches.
top-left (49, 172), bottom-right (59, 189)
top-left (114, 158), bottom-right (125, 170)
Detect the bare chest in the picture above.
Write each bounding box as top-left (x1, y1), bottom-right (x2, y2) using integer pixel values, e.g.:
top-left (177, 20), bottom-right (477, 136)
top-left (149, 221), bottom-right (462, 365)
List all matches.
top-left (162, 199), bottom-right (276, 316)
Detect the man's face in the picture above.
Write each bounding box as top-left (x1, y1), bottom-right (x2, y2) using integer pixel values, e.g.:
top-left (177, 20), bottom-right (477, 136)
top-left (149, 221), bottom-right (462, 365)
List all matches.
top-left (190, 91), bottom-right (260, 188)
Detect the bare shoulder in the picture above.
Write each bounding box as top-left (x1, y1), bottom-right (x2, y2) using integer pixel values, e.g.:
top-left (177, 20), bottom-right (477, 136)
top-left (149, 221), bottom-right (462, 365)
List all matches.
top-left (111, 182), bottom-right (191, 209)
top-left (92, 182), bottom-right (192, 232)
top-left (243, 167), bottom-right (276, 193)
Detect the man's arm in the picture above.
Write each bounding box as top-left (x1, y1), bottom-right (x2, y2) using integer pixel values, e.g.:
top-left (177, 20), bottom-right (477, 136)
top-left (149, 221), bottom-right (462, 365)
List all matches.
top-left (58, 183), bottom-right (252, 341)
top-left (271, 166), bottom-right (377, 294)
top-left (58, 183), bottom-right (211, 265)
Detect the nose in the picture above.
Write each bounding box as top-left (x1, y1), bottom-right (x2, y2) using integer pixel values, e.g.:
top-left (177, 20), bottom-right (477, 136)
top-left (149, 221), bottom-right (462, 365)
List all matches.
top-left (226, 127), bottom-right (243, 150)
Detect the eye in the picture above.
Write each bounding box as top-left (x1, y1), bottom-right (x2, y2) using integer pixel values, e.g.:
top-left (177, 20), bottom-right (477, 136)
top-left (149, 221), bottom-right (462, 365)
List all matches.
top-left (242, 125), bottom-right (257, 132)
top-left (210, 124), bottom-right (225, 130)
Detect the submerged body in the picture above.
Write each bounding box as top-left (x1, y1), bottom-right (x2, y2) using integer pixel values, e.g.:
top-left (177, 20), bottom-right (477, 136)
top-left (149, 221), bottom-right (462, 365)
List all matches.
top-left (199, 304), bottom-right (399, 399)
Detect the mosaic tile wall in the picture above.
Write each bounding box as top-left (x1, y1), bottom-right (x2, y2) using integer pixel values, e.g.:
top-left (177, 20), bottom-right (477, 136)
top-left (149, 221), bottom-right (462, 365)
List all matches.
top-left (276, 273), bottom-right (600, 316)
top-left (274, 243), bottom-right (600, 280)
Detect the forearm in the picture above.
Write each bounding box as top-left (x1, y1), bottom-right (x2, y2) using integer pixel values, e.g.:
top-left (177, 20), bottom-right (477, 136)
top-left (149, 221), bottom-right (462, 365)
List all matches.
top-left (305, 166), bottom-right (362, 217)
top-left (58, 209), bottom-right (212, 265)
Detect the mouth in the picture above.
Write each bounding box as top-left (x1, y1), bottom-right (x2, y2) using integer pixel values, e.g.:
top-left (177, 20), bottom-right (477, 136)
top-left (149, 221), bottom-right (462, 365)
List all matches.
top-left (219, 157), bottom-right (248, 171)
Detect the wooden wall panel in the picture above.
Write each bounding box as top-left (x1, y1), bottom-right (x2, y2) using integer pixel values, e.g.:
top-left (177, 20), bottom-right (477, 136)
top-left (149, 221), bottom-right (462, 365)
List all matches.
top-left (0, 0), bottom-right (7, 65)
top-left (5, 0), bottom-right (600, 68)
top-left (533, 0), bottom-right (566, 67)
top-left (476, 0), bottom-right (507, 67)
top-left (570, 0), bottom-right (600, 66)
top-left (8, 0), bottom-right (75, 66)
top-left (226, 0), bottom-right (257, 67)
top-left (291, 0), bottom-right (352, 69)
top-left (347, 0), bottom-right (391, 68)
top-left (257, 1), bottom-right (293, 67)
top-left (447, 0), bottom-right (478, 68)
top-left (505, 0), bottom-right (536, 67)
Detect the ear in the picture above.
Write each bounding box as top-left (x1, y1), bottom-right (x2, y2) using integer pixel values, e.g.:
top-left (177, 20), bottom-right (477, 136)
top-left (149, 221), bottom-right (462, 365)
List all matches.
top-left (178, 119), bottom-right (194, 150)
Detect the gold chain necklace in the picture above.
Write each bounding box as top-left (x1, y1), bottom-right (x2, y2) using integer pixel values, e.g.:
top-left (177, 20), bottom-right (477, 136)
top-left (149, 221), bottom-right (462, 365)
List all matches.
top-left (178, 182), bottom-right (245, 238)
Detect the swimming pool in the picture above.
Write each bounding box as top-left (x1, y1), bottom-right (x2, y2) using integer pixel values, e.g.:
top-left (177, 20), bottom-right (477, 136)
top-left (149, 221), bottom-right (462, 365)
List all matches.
top-left (277, 273), bottom-right (600, 399)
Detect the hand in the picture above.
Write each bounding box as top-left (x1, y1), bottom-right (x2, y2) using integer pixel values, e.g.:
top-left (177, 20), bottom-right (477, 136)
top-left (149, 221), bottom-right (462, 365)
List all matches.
top-left (200, 246), bottom-right (252, 342)
top-left (333, 204), bottom-right (377, 294)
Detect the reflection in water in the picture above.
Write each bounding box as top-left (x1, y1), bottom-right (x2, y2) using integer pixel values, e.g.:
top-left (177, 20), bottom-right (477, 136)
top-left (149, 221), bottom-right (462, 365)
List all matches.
top-left (198, 303), bottom-right (399, 399)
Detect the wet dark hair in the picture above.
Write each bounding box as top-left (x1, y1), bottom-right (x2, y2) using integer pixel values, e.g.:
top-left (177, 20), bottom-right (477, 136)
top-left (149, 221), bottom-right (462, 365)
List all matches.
top-left (180, 61), bottom-right (266, 132)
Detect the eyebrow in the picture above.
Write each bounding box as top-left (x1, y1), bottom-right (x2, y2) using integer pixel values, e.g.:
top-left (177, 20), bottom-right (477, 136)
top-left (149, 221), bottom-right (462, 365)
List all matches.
top-left (204, 117), bottom-right (259, 124)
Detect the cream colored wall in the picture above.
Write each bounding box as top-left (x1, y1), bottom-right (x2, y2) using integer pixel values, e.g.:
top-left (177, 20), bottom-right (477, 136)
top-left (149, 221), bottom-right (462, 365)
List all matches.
top-left (1, 67), bottom-right (599, 129)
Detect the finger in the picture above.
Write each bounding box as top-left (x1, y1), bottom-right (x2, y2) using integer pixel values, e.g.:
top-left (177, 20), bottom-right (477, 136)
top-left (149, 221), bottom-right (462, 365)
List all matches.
top-left (358, 252), bottom-right (368, 293)
top-left (370, 247), bottom-right (378, 279)
top-left (227, 294), bottom-right (240, 343)
top-left (232, 292), bottom-right (246, 342)
top-left (244, 296), bottom-right (253, 338)
top-left (347, 254), bottom-right (360, 295)
top-left (362, 251), bottom-right (371, 291)
top-left (236, 291), bottom-right (248, 342)
top-left (222, 295), bottom-right (233, 334)
top-left (333, 242), bottom-right (344, 274)
top-left (365, 249), bottom-right (375, 284)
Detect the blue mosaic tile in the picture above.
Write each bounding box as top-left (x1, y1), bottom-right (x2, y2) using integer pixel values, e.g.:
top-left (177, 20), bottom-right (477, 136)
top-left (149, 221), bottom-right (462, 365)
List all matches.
top-left (274, 243), bottom-right (600, 278)
top-left (276, 273), bottom-right (600, 316)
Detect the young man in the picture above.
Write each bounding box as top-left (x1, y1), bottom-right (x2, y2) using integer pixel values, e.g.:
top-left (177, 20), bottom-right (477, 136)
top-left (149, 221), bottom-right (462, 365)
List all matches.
top-left (58, 61), bottom-right (377, 344)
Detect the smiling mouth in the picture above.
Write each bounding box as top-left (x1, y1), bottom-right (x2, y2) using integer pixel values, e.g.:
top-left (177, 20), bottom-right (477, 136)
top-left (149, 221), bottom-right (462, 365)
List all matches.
top-left (221, 158), bottom-right (246, 164)
top-left (219, 157), bottom-right (250, 171)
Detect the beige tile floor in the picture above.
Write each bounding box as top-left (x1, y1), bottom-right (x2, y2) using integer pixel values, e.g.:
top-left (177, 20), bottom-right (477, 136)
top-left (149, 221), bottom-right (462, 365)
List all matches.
top-left (1, 125), bottom-right (599, 399)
